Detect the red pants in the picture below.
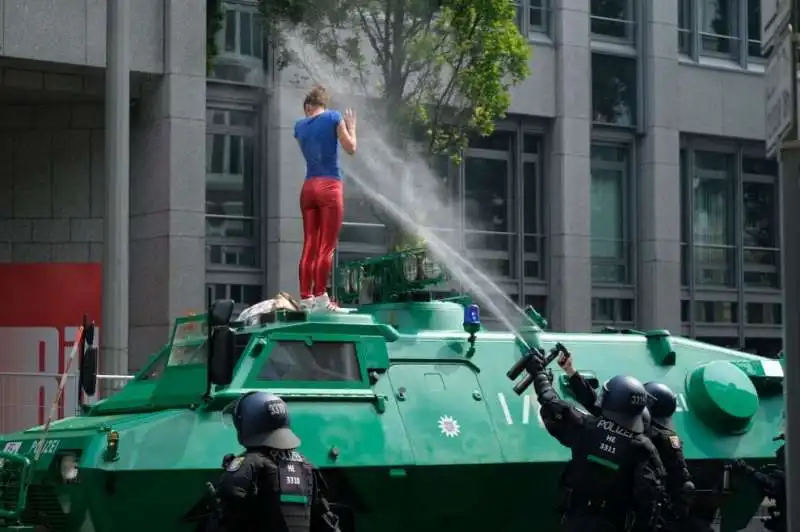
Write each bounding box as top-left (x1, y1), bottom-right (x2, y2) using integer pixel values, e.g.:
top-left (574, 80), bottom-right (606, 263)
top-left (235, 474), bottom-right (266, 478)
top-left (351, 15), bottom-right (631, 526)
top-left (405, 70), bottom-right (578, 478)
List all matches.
top-left (299, 177), bottom-right (344, 299)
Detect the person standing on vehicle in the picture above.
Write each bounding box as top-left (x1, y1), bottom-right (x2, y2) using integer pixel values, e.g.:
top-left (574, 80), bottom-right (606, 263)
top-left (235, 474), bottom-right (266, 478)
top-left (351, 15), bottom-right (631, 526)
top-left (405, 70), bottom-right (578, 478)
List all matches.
top-left (294, 85), bottom-right (357, 313)
top-left (208, 391), bottom-right (340, 532)
top-left (522, 349), bottom-right (666, 531)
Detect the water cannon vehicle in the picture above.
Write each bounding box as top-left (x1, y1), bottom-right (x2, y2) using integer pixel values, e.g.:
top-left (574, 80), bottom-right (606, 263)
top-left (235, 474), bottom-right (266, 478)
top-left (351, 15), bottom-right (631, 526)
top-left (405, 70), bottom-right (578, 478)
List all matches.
top-left (0, 248), bottom-right (785, 531)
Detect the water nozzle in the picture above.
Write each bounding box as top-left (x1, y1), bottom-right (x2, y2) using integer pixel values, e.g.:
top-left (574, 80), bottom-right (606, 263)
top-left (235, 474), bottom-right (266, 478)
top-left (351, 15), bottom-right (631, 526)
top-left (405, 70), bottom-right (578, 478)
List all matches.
top-left (507, 344), bottom-right (566, 395)
top-left (524, 305), bottom-right (548, 330)
top-left (506, 354), bottom-right (529, 381)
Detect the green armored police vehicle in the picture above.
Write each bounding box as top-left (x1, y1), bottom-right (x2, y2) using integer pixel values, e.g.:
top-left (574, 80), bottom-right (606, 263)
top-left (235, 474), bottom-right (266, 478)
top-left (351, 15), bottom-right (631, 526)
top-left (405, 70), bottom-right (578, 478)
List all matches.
top-left (0, 249), bottom-right (785, 531)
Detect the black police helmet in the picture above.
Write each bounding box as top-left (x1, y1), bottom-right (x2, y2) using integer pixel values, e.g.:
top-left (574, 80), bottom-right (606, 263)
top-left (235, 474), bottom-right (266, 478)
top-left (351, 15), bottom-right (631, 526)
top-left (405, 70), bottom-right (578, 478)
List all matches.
top-left (600, 375), bottom-right (648, 432)
top-left (644, 381), bottom-right (677, 428)
top-left (233, 391), bottom-right (301, 450)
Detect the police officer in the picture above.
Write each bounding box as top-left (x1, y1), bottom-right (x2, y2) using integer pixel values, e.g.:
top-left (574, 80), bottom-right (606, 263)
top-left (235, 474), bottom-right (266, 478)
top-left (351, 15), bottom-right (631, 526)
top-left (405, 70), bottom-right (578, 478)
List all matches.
top-left (642, 381), bottom-right (703, 531)
top-left (730, 434), bottom-right (785, 532)
top-left (210, 391), bottom-right (340, 532)
top-left (559, 354), bottom-right (701, 532)
top-left (523, 349), bottom-right (666, 531)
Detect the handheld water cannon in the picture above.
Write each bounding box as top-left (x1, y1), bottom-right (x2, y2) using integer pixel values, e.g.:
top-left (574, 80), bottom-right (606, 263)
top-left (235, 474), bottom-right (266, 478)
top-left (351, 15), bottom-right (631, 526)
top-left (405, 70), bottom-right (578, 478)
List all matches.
top-left (507, 342), bottom-right (569, 395)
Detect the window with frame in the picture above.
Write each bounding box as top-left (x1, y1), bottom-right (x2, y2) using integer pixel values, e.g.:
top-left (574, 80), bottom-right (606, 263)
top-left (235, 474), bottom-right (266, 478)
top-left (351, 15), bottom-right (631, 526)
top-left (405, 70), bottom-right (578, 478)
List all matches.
top-left (745, 302), bottom-right (782, 324)
top-left (696, 336), bottom-right (741, 348)
top-left (744, 337), bottom-right (782, 357)
top-left (464, 131), bottom-right (517, 279)
top-left (207, 283), bottom-right (264, 315)
top-left (700, 0), bottom-right (740, 57)
top-left (692, 150), bottom-right (736, 287)
top-left (210, 2), bottom-right (266, 84)
top-left (592, 297), bottom-right (634, 323)
top-left (522, 134), bottom-right (544, 280)
top-left (590, 0), bottom-right (635, 42)
top-left (340, 173), bottom-right (388, 249)
top-left (679, 149), bottom-right (690, 287)
top-left (681, 139), bottom-right (782, 349)
top-left (513, 0), bottom-right (551, 36)
top-left (742, 155), bottom-right (779, 288)
top-left (206, 108), bottom-right (259, 268)
top-left (679, 0), bottom-right (693, 55)
top-left (591, 53), bottom-right (637, 127)
top-left (258, 341), bottom-right (362, 382)
top-left (746, 0), bottom-right (761, 57)
top-left (679, 0), bottom-right (761, 61)
top-left (695, 300), bottom-right (739, 323)
top-left (590, 144), bottom-right (631, 284)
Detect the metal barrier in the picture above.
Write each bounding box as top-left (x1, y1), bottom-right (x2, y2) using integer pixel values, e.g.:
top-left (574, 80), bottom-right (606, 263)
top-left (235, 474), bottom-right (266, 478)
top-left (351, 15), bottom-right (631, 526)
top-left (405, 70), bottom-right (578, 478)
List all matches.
top-left (0, 372), bottom-right (133, 435)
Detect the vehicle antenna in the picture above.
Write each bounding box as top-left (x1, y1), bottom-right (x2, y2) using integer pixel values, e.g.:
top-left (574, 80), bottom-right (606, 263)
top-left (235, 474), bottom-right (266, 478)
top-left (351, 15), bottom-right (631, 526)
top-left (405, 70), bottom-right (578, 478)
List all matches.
top-left (31, 326), bottom-right (86, 463)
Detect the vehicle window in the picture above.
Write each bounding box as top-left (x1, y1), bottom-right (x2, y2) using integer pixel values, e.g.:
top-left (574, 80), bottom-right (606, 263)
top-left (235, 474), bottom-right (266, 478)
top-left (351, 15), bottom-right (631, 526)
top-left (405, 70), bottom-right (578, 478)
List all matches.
top-left (138, 353), bottom-right (167, 381)
top-left (258, 341), bottom-right (361, 382)
top-left (168, 319), bottom-right (208, 366)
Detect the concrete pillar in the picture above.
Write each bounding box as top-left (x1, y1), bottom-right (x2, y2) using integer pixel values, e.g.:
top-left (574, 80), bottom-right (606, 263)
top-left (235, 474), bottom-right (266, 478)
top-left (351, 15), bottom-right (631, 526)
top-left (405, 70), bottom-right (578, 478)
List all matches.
top-left (128, 1), bottom-right (206, 369)
top-left (101, 0), bottom-right (130, 377)
top-left (547, 0), bottom-right (592, 331)
top-left (636, 0), bottom-right (681, 333)
top-left (266, 82), bottom-right (307, 296)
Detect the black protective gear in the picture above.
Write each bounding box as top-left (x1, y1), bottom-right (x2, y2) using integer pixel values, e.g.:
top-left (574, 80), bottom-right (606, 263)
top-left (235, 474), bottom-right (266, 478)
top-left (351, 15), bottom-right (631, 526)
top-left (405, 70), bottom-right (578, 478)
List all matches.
top-left (568, 373), bottom-right (699, 530)
top-left (729, 447), bottom-right (785, 532)
top-left (526, 349), bottom-right (548, 374)
top-left (532, 368), bottom-right (666, 531)
top-left (567, 373), bottom-right (602, 417)
top-left (233, 391), bottom-right (301, 450)
top-left (599, 375), bottom-right (648, 433)
top-left (209, 449), bottom-right (340, 532)
top-left (644, 381), bottom-right (677, 428)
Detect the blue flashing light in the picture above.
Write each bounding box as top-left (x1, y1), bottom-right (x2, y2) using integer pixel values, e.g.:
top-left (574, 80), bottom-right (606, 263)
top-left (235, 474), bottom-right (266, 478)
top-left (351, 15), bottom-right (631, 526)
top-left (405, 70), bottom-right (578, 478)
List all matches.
top-left (464, 304), bottom-right (481, 326)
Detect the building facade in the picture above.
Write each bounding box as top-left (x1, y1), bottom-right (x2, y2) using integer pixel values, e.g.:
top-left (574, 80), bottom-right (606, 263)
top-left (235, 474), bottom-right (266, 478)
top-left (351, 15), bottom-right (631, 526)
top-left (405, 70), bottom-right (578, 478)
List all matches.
top-left (0, 0), bottom-right (784, 370)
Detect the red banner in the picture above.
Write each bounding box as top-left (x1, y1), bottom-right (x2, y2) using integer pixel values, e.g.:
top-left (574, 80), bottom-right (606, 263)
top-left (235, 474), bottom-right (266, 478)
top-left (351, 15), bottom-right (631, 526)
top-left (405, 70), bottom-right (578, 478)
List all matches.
top-left (0, 264), bottom-right (101, 433)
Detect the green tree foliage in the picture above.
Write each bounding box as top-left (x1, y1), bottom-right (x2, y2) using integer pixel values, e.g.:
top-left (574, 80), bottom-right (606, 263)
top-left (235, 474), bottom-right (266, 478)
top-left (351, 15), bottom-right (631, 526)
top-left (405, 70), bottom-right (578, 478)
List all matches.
top-left (261, 0), bottom-right (531, 158)
top-left (207, 0), bottom-right (225, 73)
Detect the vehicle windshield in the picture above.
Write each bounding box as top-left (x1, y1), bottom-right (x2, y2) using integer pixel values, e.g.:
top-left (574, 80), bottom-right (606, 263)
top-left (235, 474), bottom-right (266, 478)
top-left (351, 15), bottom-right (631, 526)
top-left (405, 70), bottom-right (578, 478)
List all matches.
top-left (137, 351), bottom-right (168, 380)
top-left (167, 316), bottom-right (208, 366)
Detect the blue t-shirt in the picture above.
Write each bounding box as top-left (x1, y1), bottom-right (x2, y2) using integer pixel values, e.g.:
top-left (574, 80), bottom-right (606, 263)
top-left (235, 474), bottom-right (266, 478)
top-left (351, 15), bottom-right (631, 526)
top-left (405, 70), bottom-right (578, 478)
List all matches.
top-left (294, 110), bottom-right (343, 180)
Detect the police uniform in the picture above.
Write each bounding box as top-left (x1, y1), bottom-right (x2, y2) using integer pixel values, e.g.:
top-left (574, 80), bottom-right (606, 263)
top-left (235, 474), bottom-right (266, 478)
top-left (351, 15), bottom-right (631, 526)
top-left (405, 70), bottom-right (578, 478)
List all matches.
top-left (641, 382), bottom-right (702, 532)
top-left (731, 436), bottom-right (785, 532)
top-left (567, 373), bottom-right (702, 528)
top-left (210, 391), bottom-right (339, 532)
top-left (525, 353), bottom-right (666, 532)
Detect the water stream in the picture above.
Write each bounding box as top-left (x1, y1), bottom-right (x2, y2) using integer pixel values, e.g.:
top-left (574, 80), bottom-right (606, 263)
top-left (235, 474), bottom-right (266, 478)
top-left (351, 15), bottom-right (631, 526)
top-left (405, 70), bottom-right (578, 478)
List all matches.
top-left (284, 30), bottom-right (532, 336)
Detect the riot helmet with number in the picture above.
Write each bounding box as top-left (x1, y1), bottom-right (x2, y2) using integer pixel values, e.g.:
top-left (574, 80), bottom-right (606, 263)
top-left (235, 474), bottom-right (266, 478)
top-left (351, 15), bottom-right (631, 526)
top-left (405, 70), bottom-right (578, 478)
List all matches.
top-left (644, 381), bottom-right (677, 428)
top-left (599, 375), bottom-right (649, 433)
top-left (232, 391), bottom-right (301, 449)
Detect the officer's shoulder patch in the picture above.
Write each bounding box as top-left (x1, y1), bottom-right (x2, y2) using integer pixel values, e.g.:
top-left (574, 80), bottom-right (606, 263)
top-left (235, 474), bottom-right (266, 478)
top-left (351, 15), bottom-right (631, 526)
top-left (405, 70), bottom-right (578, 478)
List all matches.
top-left (226, 456), bottom-right (245, 472)
top-left (669, 435), bottom-right (681, 449)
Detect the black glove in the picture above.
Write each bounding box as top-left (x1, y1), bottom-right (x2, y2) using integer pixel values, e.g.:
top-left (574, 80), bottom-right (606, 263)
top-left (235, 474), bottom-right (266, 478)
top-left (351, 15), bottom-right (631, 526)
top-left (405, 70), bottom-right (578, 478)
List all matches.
top-left (525, 350), bottom-right (548, 374)
top-left (726, 459), bottom-right (747, 471)
top-left (221, 454), bottom-right (235, 469)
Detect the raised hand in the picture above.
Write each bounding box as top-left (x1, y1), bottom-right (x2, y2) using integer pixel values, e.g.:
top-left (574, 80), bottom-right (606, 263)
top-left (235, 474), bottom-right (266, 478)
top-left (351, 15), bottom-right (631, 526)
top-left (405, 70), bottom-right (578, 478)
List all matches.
top-left (343, 108), bottom-right (356, 132)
